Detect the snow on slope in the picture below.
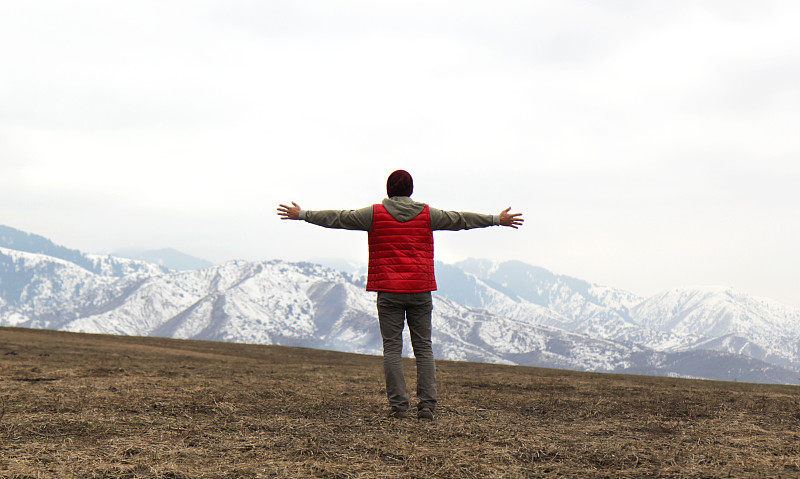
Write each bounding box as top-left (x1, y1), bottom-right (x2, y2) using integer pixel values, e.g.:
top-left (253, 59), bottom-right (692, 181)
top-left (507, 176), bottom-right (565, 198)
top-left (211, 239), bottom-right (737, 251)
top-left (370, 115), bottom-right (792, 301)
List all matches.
top-left (631, 286), bottom-right (800, 337)
top-left (2, 241), bottom-right (799, 384)
top-left (442, 260), bottom-right (704, 351)
top-left (0, 247), bottom-right (140, 327)
top-left (65, 261), bottom-right (337, 342)
top-left (630, 286), bottom-right (800, 369)
top-left (445, 260), bottom-right (800, 372)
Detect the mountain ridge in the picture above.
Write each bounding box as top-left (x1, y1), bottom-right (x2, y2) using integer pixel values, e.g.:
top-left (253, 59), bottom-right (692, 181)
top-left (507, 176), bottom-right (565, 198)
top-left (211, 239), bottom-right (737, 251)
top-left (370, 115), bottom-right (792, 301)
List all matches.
top-left (1, 226), bottom-right (798, 384)
top-left (0, 225), bottom-right (169, 277)
top-left (112, 247), bottom-right (214, 271)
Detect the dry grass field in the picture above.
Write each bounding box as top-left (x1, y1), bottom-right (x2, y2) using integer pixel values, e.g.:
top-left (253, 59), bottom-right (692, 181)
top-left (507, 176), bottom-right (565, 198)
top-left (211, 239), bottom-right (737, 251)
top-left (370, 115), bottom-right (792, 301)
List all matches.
top-left (1, 326), bottom-right (799, 478)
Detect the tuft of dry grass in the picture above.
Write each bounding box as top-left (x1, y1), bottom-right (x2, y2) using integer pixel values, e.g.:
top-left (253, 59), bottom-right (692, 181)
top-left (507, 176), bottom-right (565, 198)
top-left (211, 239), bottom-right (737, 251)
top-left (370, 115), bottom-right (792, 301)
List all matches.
top-left (1, 325), bottom-right (799, 478)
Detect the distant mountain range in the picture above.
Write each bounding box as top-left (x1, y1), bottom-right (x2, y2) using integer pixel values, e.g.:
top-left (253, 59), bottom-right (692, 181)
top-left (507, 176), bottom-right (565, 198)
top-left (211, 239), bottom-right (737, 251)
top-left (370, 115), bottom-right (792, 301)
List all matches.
top-left (1, 224), bottom-right (798, 384)
top-left (112, 247), bottom-right (214, 271)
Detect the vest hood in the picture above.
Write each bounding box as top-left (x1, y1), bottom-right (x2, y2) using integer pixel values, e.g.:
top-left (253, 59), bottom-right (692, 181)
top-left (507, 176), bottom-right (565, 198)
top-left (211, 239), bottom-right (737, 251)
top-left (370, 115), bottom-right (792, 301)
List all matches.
top-left (382, 196), bottom-right (426, 223)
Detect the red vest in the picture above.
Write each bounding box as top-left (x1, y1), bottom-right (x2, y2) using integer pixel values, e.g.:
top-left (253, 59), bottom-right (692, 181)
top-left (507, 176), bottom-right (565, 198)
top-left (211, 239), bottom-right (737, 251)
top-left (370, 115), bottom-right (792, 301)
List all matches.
top-left (366, 204), bottom-right (437, 293)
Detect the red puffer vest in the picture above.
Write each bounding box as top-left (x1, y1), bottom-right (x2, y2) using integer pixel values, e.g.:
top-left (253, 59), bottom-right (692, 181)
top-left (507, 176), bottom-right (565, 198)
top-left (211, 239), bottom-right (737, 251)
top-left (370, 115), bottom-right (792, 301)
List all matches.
top-left (366, 203), bottom-right (437, 293)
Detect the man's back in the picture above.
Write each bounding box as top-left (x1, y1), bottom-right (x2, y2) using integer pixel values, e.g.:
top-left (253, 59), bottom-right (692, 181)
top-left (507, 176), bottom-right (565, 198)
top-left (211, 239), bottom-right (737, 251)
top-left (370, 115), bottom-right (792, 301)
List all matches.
top-left (367, 203), bottom-right (436, 293)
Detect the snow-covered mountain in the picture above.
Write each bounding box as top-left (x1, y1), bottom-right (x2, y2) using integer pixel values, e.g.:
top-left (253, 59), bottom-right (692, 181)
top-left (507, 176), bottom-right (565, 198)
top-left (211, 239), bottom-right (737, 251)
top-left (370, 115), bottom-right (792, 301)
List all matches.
top-left (1, 226), bottom-right (799, 384)
top-left (0, 247), bottom-right (161, 327)
top-left (437, 261), bottom-right (702, 350)
top-left (629, 286), bottom-right (800, 371)
top-left (437, 260), bottom-right (800, 377)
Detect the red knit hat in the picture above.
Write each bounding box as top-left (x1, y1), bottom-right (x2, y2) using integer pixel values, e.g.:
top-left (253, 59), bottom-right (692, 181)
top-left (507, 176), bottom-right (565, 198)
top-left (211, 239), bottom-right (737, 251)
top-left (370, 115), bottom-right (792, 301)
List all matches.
top-left (386, 170), bottom-right (413, 197)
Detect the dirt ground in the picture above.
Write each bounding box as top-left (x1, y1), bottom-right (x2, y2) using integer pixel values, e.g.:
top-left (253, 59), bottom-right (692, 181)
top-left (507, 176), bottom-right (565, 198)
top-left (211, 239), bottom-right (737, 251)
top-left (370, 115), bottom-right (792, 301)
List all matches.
top-left (1, 326), bottom-right (799, 478)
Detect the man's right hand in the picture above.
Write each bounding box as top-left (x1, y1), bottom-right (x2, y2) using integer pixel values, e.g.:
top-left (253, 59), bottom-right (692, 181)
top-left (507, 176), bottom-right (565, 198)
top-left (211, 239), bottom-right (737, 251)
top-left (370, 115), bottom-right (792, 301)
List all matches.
top-left (277, 201), bottom-right (301, 220)
top-left (499, 207), bottom-right (524, 229)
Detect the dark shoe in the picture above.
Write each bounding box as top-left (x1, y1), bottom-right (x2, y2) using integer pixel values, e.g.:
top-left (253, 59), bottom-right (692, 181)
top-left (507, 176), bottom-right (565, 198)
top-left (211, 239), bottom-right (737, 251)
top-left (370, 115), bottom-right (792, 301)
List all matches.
top-left (417, 407), bottom-right (434, 420)
top-left (388, 408), bottom-right (408, 419)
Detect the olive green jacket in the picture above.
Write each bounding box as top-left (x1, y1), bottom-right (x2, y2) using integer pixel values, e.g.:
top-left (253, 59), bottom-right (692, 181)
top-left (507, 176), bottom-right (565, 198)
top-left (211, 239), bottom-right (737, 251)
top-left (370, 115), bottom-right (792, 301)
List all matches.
top-left (299, 196), bottom-right (499, 231)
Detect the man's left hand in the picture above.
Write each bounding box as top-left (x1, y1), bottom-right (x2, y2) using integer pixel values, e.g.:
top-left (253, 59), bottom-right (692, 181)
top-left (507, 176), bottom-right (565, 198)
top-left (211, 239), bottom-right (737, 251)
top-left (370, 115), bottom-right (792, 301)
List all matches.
top-left (499, 207), bottom-right (524, 229)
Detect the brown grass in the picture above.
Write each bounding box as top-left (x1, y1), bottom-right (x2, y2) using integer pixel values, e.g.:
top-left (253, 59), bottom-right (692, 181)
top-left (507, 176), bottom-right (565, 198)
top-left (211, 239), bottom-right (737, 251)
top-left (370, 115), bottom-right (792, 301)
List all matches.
top-left (1, 326), bottom-right (799, 478)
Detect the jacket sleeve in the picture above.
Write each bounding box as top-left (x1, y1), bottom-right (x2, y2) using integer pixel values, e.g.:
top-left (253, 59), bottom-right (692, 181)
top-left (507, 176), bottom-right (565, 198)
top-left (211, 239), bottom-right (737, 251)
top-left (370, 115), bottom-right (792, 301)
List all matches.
top-left (429, 207), bottom-right (500, 231)
top-left (299, 206), bottom-right (373, 231)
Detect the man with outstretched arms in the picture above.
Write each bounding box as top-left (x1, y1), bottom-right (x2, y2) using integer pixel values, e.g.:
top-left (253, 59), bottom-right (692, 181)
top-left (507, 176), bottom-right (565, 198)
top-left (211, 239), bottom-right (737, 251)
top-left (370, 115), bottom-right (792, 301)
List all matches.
top-left (277, 169), bottom-right (523, 420)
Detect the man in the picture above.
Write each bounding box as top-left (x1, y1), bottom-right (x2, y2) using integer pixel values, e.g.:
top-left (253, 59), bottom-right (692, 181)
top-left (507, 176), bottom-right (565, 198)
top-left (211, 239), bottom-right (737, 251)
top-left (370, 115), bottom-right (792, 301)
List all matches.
top-left (277, 169), bottom-right (523, 420)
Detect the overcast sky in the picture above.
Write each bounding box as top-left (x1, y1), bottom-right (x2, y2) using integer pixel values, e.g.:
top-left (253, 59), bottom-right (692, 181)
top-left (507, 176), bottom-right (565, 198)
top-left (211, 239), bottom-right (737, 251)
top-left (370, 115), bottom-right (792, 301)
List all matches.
top-left (1, 1), bottom-right (798, 306)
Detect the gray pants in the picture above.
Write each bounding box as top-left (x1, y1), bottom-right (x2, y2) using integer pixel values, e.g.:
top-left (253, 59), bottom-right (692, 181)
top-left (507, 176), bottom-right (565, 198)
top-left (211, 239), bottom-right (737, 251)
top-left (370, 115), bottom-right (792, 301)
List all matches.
top-left (377, 291), bottom-right (437, 412)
